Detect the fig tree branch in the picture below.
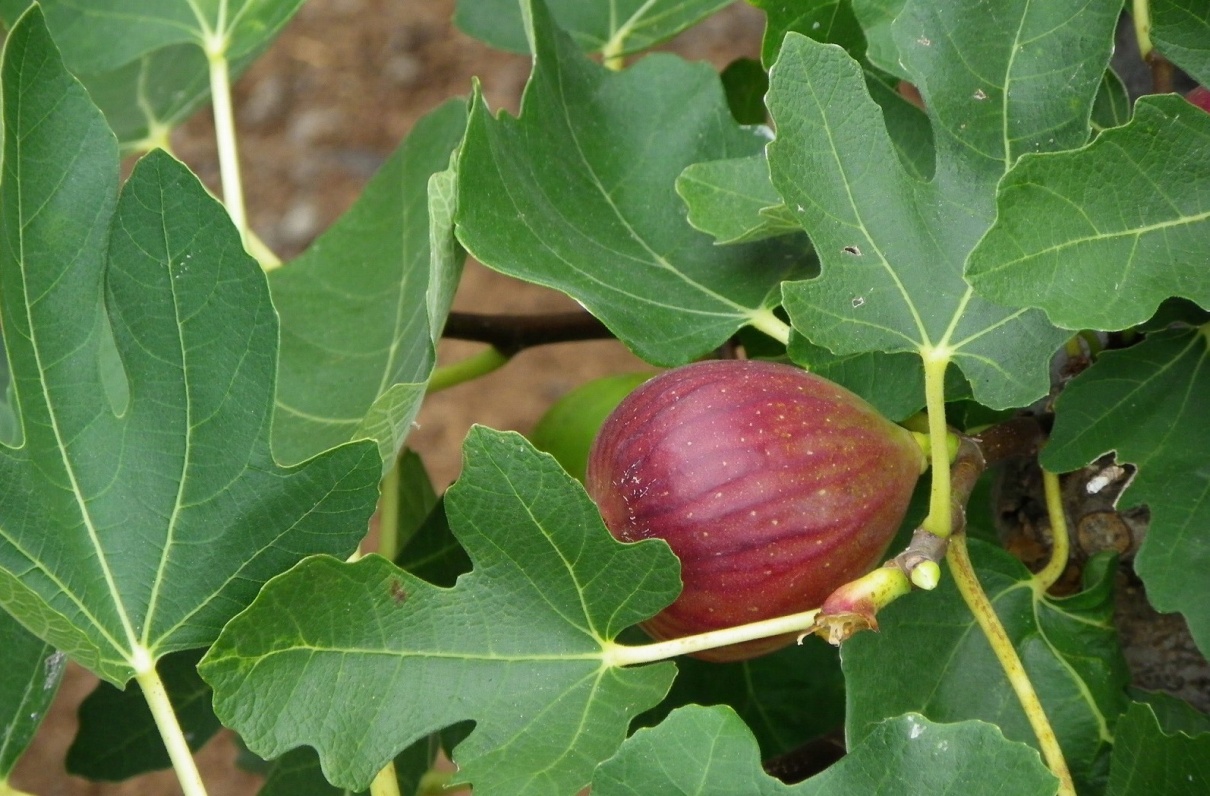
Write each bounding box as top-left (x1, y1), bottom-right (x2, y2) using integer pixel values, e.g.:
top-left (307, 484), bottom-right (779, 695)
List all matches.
top-left (442, 311), bottom-right (613, 354)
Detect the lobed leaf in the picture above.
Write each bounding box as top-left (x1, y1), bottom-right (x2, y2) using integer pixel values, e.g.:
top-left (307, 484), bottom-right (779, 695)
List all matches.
top-left (1106, 703), bottom-right (1210, 795)
top-left (1043, 327), bottom-right (1210, 658)
top-left (200, 427), bottom-right (680, 794)
top-left (842, 542), bottom-right (1129, 792)
top-left (0, 9), bottom-right (382, 684)
top-left (967, 96), bottom-right (1210, 332)
top-left (593, 705), bottom-right (1057, 795)
top-left (772, 0), bottom-right (1118, 408)
top-left (676, 154), bottom-right (803, 245)
top-left (643, 636), bottom-right (846, 758)
top-left (1151, 0), bottom-right (1210, 86)
top-left (0, 610), bottom-right (64, 778)
top-left (749, 0), bottom-right (867, 68)
top-left (6, 0), bottom-right (306, 149)
top-left (270, 100), bottom-right (468, 470)
top-left (455, 0), bottom-right (812, 366)
top-left (454, 0), bottom-right (732, 56)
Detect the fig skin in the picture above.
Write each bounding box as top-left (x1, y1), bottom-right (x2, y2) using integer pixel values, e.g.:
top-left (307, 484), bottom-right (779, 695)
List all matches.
top-left (585, 360), bottom-right (926, 662)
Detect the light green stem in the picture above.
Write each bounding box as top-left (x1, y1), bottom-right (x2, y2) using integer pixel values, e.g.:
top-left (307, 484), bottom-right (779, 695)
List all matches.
top-left (748, 308), bottom-right (792, 347)
top-left (920, 351), bottom-right (953, 537)
top-left (245, 228), bottom-right (282, 270)
top-left (947, 536), bottom-right (1075, 795)
top-left (1132, 0), bottom-right (1153, 61)
top-left (1034, 469), bottom-right (1071, 593)
top-left (135, 652), bottom-right (209, 796)
top-left (427, 348), bottom-right (510, 393)
top-left (603, 608), bottom-right (820, 667)
top-left (370, 760), bottom-right (402, 796)
top-left (378, 459), bottom-right (402, 561)
top-left (206, 40), bottom-right (249, 247)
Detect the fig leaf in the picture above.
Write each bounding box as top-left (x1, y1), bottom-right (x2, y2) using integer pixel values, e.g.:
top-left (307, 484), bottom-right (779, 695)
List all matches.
top-left (593, 705), bottom-right (1057, 795)
top-left (200, 427), bottom-right (681, 795)
top-left (455, 0), bottom-right (814, 366)
top-left (771, 0), bottom-right (1119, 408)
top-left (843, 540), bottom-right (1128, 792)
top-left (1043, 328), bottom-right (1210, 659)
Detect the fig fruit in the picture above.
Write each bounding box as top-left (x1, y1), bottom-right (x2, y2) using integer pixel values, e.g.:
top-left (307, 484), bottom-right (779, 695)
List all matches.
top-left (530, 372), bottom-right (654, 482)
top-left (585, 360), bottom-right (926, 661)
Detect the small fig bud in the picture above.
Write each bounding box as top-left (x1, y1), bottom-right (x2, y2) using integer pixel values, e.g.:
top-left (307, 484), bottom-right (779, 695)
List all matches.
top-left (586, 360), bottom-right (926, 661)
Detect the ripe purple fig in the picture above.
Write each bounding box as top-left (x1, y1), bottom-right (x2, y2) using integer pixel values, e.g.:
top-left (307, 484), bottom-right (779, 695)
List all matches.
top-left (585, 360), bottom-right (926, 661)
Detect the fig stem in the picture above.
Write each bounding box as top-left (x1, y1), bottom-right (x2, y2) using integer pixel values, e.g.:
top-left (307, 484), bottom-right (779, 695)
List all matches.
top-left (135, 653), bottom-right (211, 796)
top-left (427, 347), bottom-right (511, 393)
top-left (1131, 0), bottom-right (1153, 62)
top-left (920, 352), bottom-right (954, 537)
top-left (369, 761), bottom-right (402, 796)
top-left (946, 534), bottom-right (1075, 795)
top-left (601, 608), bottom-right (821, 667)
top-left (747, 308), bottom-right (792, 346)
top-left (205, 40), bottom-right (249, 259)
top-left (1034, 468), bottom-right (1071, 593)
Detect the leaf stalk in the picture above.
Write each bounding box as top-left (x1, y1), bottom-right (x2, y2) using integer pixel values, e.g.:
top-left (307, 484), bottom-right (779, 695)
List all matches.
top-left (602, 607), bottom-right (821, 666)
top-left (946, 536), bottom-right (1075, 795)
top-left (370, 760), bottom-right (402, 796)
top-left (427, 347), bottom-right (510, 393)
top-left (135, 656), bottom-right (210, 796)
top-left (920, 350), bottom-right (953, 537)
top-left (747, 308), bottom-right (792, 346)
top-left (1131, 0), bottom-right (1154, 61)
top-left (1034, 468), bottom-right (1071, 593)
top-left (206, 44), bottom-right (249, 252)
top-left (377, 459), bottom-right (402, 560)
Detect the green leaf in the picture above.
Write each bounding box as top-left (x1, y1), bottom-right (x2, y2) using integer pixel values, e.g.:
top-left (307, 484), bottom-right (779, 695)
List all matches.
top-left (393, 498), bottom-right (473, 589)
top-left (0, 9), bottom-right (382, 684)
top-left (1091, 68), bottom-right (1131, 134)
top-left (787, 338), bottom-right (925, 421)
top-left (270, 100), bottom-right (468, 470)
top-left (594, 705), bottom-right (1057, 795)
top-left (850, 0), bottom-right (907, 78)
top-left (259, 725), bottom-right (471, 796)
top-left (967, 96), bottom-right (1210, 332)
top-left (0, 611), bottom-right (64, 778)
top-left (392, 449), bottom-right (442, 552)
top-left (720, 57), bottom-right (770, 125)
top-left (643, 636), bottom-right (845, 757)
top-left (1152, 0), bottom-right (1210, 86)
top-left (66, 650), bottom-right (217, 780)
top-left (454, 0), bottom-right (732, 56)
top-left (677, 154), bottom-right (805, 245)
top-left (750, 0), bottom-right (867, 68)
top-left (843, 543), bottom-right (1129, 792)
top-left (455, 0), bottom-right (812, 365)
top-left (12, 0), bottom-right (305, 148)
top-left (37, 0), bottom-right (303, 72)
top-left (1107, 702), bottom-right (1210, 795)
top-left (1128, 690), bottom-right (1210, 737)
top-left (200, 427), bottom-right (680, 794)
top-left (772, 0), bottom-right (1117, 407)
top-left (1042, 328), bottom-right (1210, 658)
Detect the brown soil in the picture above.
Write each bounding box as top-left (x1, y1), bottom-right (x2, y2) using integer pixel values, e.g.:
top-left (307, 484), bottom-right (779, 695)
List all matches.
top-left (9, 2), bottom-right (764, 793)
